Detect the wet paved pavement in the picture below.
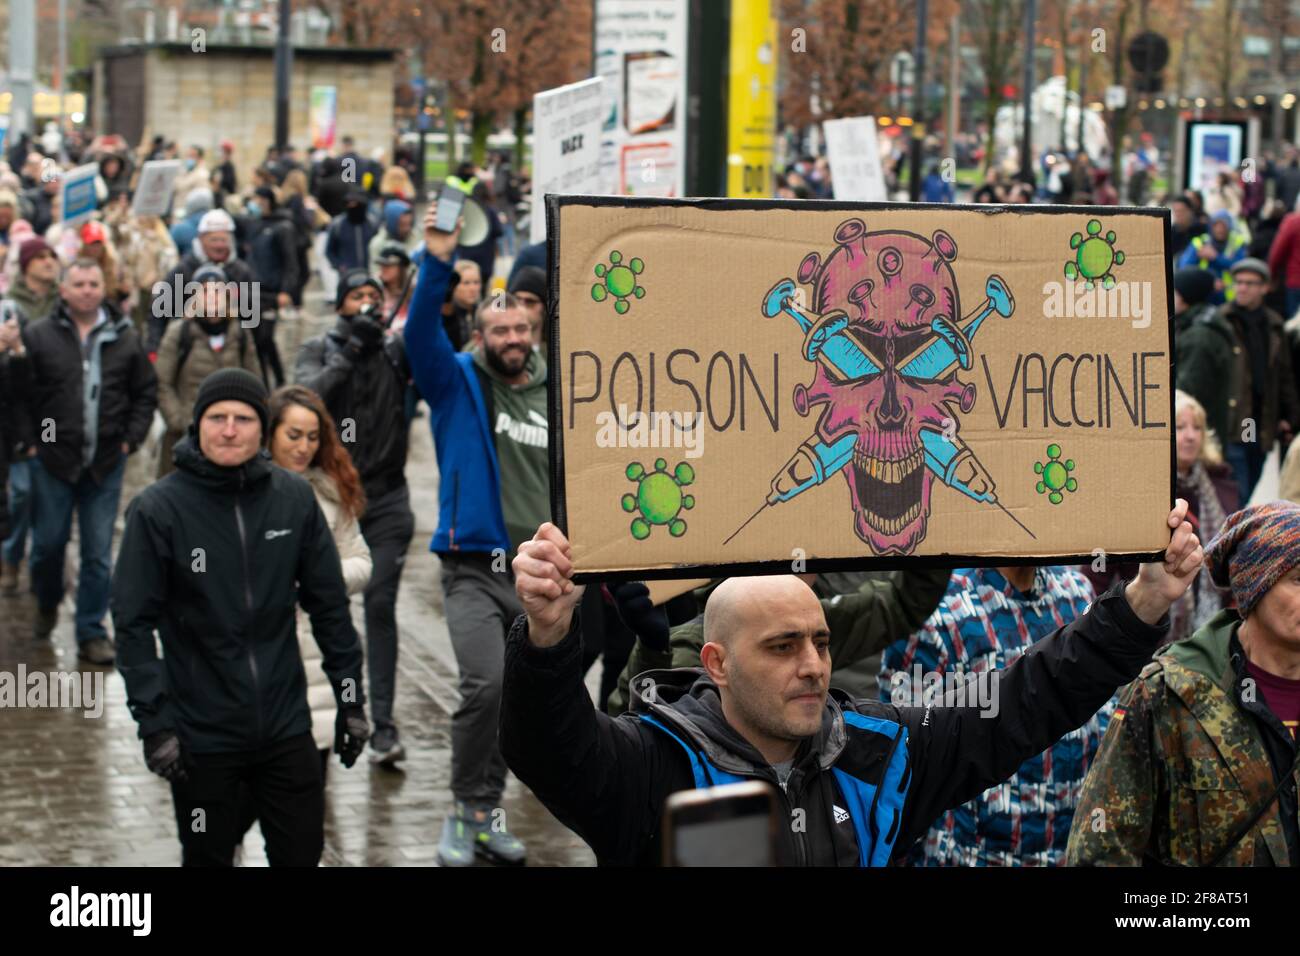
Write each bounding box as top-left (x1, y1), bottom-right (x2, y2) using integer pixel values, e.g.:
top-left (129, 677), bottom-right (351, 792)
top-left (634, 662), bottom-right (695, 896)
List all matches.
top-left (0, 280), bottom-right (596, 866)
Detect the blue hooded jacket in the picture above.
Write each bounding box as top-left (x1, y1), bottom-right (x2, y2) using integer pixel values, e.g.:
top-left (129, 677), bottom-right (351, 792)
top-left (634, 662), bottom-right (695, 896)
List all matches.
top-left (403, 250), bottom-right (512, 554)
top-left (383, 199), bottom-right (411, 237)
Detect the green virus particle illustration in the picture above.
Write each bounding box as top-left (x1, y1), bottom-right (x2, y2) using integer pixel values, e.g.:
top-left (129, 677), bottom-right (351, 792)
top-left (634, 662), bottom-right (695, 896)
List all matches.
top-left (592, 250), bottom-right (646, 314)
top-left (1034, 444), bottom-right (1078, 505)
top-left (1065, 219), bottom-right (1125, 290)
top-left (621, 458), bottom-right (695, 539)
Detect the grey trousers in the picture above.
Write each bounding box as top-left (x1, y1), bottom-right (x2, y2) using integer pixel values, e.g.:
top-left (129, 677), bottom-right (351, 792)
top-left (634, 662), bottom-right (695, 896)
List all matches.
top-left (441, 553), bottom-right (521, 805)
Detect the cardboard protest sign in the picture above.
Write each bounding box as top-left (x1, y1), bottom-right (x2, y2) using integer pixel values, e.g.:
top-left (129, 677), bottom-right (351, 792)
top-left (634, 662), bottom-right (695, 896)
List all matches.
top-left (645, 578), bottom-right (710, 606)
top-left (548, 196), bottom-right (1173, 581)
top-left (131, 160), bottom-right (182, 218)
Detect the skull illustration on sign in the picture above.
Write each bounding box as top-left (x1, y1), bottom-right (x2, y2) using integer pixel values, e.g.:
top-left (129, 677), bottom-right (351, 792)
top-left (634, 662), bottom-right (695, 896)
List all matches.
top-left (753, 218), bottom-right (1018, 556)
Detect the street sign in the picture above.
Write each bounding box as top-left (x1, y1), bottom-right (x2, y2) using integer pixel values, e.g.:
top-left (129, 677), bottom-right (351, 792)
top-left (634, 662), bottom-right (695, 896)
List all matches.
top-left (1127, 32), bottom-right (1169, 74)
top-left (594, 0), bottom-right (689, 198)
top-left (1127, 31), bottom-right (1168, 93)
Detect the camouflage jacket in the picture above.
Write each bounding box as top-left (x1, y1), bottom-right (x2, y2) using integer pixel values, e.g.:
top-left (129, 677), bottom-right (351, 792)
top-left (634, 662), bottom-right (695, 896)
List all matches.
top-left (1067, 610), bottom-right (1299, 866)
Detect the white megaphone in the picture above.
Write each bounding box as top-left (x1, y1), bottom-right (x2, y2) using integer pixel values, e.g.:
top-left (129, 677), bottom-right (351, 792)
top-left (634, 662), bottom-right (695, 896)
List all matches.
top-left (458, 197), bottom-right (492, 248)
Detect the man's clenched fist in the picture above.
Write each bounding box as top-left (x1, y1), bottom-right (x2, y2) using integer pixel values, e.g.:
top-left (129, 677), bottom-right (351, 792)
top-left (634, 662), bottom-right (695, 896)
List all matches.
top-left (514, 523), bottom-right (585, 648)
top-left (1125, 497), bottom-right (1204, 625)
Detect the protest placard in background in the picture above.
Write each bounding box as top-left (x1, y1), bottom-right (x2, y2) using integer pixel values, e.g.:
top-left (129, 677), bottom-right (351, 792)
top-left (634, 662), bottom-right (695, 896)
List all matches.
top-left (60, 163), bottom-right (100, 227)
top-left (531, 78), bottom-right (605, 244)
top-left (823, 117), bottom-right (888, 202)
top-left (130, 160), bottom-right (182, 218)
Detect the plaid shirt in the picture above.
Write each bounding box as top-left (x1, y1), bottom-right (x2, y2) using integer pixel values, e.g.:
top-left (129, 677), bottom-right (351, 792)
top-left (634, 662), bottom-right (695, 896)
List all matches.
top-left (877, 567), bottom-right (1105, 866)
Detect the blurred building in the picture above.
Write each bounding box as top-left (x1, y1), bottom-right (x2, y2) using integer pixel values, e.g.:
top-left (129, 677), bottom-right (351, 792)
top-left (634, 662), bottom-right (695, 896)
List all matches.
top-left (93, 41), bottom-right (394, 181)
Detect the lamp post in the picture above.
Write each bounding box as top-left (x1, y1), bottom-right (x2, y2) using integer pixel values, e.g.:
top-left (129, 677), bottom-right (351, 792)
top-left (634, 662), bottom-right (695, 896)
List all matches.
top-left (274, 0), bottom-right (292, 151)
top-left (907, 0), bottom-right (929, 201)
top-left (57, 0), bottom-right (68, 160)
top-left (1020, 0), bottom-right (1037, 184)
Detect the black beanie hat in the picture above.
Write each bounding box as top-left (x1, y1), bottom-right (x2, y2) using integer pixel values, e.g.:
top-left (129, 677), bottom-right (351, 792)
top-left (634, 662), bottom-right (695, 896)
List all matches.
top-left (508, 265), bottom-right (547, 302)
top-left (336, 268), bottom-right (383, 310)
top-left (192, 368), bottom-right (269, 435)
top-left (1173, 267), bottom-right (1216, 306)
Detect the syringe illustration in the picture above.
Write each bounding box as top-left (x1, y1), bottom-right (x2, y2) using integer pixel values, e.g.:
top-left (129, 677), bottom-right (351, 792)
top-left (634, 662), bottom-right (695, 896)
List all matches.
top-left (725, 253), bottom-right (1031, 548)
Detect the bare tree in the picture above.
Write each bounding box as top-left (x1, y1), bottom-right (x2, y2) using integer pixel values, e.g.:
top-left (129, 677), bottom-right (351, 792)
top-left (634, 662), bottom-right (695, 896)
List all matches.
top-left (965, 0), bottom-right (1027, 171)
top-left (778, 0), bottom-right (920, 131)
top-left (1195, 0), bottom-right (1244, 103)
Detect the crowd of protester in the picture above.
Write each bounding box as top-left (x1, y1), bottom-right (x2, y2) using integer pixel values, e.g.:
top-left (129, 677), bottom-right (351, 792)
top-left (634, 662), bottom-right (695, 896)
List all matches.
top-left (2, 121), bottom-right (1299, 870)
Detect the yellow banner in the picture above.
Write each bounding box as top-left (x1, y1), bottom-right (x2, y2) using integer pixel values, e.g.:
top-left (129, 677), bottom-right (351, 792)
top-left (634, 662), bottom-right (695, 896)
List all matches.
top-left (726, 0), bottom-right (776, 198)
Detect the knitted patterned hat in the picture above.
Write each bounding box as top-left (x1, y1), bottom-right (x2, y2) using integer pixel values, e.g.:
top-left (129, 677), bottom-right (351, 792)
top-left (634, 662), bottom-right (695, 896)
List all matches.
top-left (1206, 501), bottom-right (1300, 615)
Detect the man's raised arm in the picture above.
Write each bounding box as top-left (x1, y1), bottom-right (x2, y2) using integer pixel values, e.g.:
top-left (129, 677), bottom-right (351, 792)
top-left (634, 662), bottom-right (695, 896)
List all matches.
top-left (402, 206), bottom-right (461, 407)
top-left (500, 524), bottom-right (679, 864)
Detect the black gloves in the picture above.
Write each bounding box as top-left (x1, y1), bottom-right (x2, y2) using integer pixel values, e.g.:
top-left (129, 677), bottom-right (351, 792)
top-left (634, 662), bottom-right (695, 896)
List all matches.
top-left (334, 705), bottom-right (370, 768)
top-left (347, 314), bottom-right (385, 355)
top-left (143, 731), bottom-right (188, 783)
top-left (609, 582), bottom-right (671, 653)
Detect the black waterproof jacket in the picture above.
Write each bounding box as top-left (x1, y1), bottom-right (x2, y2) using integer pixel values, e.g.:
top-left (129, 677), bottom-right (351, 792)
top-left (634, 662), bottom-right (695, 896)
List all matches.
top-left (113, 435), bottom-right (366, 754)
top-left (247, 211), bottom-right (302, 298)
top-left (13, 300), bottom-right (157, 485)
top-left (501, 583), bottom-right (1169, 866)
top-left (295, 318), bottom-right (410, 501)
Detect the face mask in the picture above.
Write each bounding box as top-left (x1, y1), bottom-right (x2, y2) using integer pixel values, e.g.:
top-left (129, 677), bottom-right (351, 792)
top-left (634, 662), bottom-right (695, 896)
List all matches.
top-left (197, 317), bottom-right (228, 336)
top-left (346, 205), bottom-right (366, 223)
top-left (245, 201), bottom-right (262, 218)
top-left (184, 158), bottom-right (197, 171)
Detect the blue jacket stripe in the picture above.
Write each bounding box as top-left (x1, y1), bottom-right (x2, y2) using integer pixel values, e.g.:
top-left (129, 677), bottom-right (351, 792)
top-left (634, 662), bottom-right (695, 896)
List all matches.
top-left (841, 710), bottom-right (902, 740)
top-left (638, 715), bottom-right (746, 788)
top-left (870, 728), bottom-right (910, 865)
top-left (841, 711), bottom-right (911, 866)
top-left (641, 711), bottom-right (911, 866)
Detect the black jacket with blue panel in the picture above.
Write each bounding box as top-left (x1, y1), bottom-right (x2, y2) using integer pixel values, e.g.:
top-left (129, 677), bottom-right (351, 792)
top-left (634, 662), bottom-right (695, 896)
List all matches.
top-left (500, 582), bottom-right (1167, 866)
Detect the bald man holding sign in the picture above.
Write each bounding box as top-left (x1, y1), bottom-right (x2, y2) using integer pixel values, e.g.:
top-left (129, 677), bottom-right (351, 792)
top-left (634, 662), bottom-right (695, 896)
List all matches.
top-left (501, 503), bottom-right (1204, 867)
top-left (504, 509), bottom-right (1206, 868)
